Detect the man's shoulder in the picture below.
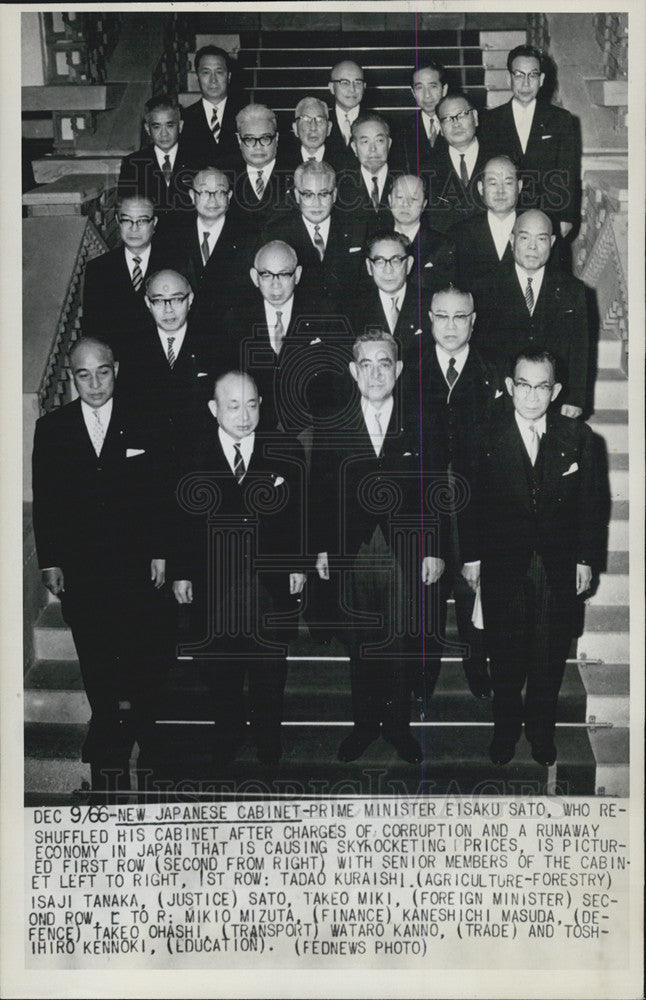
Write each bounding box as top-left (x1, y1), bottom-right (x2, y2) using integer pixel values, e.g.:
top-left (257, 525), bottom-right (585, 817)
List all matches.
top-left (449, 211), bottom-right (488, 238)
top-left (36, 399), bottom-right (81, 435)
top-left (181, 99), bottom-right (204, 122)
top-left (480, 100), bottom-right (512, 125)
top-left (548, 411), bottom-right (593, 444)
top-left (535, 100), bottom-right (576, 127)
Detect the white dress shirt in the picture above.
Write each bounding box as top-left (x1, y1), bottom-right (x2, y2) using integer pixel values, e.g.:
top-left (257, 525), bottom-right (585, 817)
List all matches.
top-left (202, 96), bottom-right (228, 131)
top-left (515, 263), bottom-right (545, 306)
top-left (361, 163), bottom-right (388, 203)
top-left (394, 220), bottom-right (421, 243)
top-left (197, 214), bottom-right (225, 254)
top-left (361, 395), bottom-right (394, 456)
top-left (378, 286), bottom-right (406, 333)
top-left (246, 159), bottom-right (277, 196)
top-left (125, 245), bottom-right (151, 281)
top-left (448, 138), bottom-right (479, 182)
top-left (154, 144), bottom-right (179, 171)
top-left (511, 98), bottom-right (536, 154)
top-left (81, 398), bottom-right (113, 445)
top-left (487, 210), bottom-right (516, 260)
top-left (435, 342), bottom-right (470, 389)
top-left (421, 110), bottom-right (441, 141)
top-left (515, 410), bottom-right (546, 459)
top-left (219, 425), bottom-right (254, 477)
top-left (264, 297), bottom-right (294, 354)
top-left (301, 144), bottom-right (325, 162)
top-left (156, 322), bottom-right (187, 360)
top-left (302, 215), bottom-right (331, 249)
top-left (336, 104), bottom-right (359, 144)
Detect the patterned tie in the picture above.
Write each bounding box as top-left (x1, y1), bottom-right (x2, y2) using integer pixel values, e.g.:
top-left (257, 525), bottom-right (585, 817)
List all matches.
top-left (373, 410), bottom-right (384, 456)
top-left (201, 231), bottom-right (211, 265)
top-left (446, 356), bottom-right (458, 387)
top-left (389, 296), bottom-right (400, 332)
top-left (273, 311), bottom-right (285, 354)
top-left (343, 113), bottom-right (352, 145)
top-left (233, 442), bottom-right (245, 483)
top-left (428, 120), bottom-right (437, 147)
top-left (525, 276), bottom-right (535, 314)
top-left (459, 153), bottom-right (469, 186)
top-left (166, 336), bottom-right (176, 368)
top-left (527, 423), bottom-right (539, 465)
top-left (210, 108), bottom-right (220, 140)
top-left (313, 224), bottom-right (325, 261)
top-left (90, 409), bottom-right (105, 456)
top-left (255, 171), bottom-right (265, 199)
top-left (371, 175), bottom-right (380, 211)
top-left (162, 154), bottom-right (171, 185)
top-left (131, 256), bottom-right (143, 291)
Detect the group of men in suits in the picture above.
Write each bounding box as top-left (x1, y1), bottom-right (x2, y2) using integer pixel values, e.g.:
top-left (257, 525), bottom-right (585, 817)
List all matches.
top-left (32, 39), bottom-right (600, 792)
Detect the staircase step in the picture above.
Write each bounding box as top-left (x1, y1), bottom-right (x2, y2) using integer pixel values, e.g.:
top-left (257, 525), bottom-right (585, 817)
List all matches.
top-left (578, 662), bottom-right (629, 727)
top-left (587, 727), bottom-right (629, 796)
top-left (577, 631), bottom-right (629, 663)
top-left (608, 511), bottom-right (628, 550)
top-left (479, 30), bottom-right (527, 50)
top-left (33, 601), bottom-right (76, 660)
top-left (31, 156), bottom-right (123, 186)
top-left (582, 604), bottom-right (629, 632)
top-left (587, 409), bottom-right (628, 453)
top-left (593, 368), bottom-right (628, 410)
top-left (587, 572), bottom-right (628, 606)
top-left (597, 334), bottom-right (624, 369)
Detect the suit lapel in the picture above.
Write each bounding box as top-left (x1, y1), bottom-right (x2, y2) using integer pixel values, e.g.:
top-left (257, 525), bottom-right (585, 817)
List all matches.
top-left (503, 100), bottom-right (524, 161)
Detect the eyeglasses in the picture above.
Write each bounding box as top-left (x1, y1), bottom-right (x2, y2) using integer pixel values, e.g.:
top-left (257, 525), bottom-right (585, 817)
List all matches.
top-left (368, 254), bottom-right (408, 269)
top-left (119, 216), bottom-right (154, 228)
top-left (193, 188), bottom-right (228, 198)
top-left (438, 108), bottom-right (473, 125)
top-left (297, 115), bottom-right (328, 126)
top-left (511, 70), bottom-right (542, 82)
top-left (239, 133), bottom-right (277, 148)
top-left (430, 311), bottom-right (474, 326)
top-left (147, 294), bottom-right (190, 307)
top-left (296, 189), bottom-right (334, 202)
top-left (331, 78), bottom-right (364, 88)
top-left (513, 380), bottom-right (554, 396)
top-left (256, 269), bottom-right (297, 281)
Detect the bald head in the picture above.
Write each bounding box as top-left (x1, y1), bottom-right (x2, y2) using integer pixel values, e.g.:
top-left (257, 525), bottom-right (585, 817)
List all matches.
top-left (329, 60), bottom-right (365, 111)
top-left (145, 270), bottom-right (193, 332)
top-left (209, 371), bottom-right (261, 442)
top-left (510, 211), bottom-right (555, 272)
top-left (70, 338), bottom-right (118, 409)
top-left (251, 241), bottom-right (302, 307)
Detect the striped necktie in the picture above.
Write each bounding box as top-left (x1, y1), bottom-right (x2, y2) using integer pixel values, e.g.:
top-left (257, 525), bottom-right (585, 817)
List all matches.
top-left (525, 276), bottom-right (535, 314)
top-left (272, 311), bottom-right (285, 354)
top-left (255, 171), bottom-right (265, 199)
top-left (428, 119), bottom-right (437, 147)
top-left (373, 410), bottom-right (384, 456)
top-left (312, 224), bottom-right (325, 260)
top-left (233, 443), bottom-right (245, 483)
top-left (166, 336), bottom-right (176, 368)
top-left (131, 256), bottom-right (143, 291)
top-left (389, 296), bottom-right (400, 332)
top-left (201, 231), bottom-right (211, 265)
top-left (210, 108), bottom-right (220, 140)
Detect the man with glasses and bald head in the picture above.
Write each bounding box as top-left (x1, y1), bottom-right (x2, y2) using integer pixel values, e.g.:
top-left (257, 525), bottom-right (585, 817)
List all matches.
top-left (326, 59), bottom-right (367, 167)
top-left (232, 103), bottom-right (292, 229)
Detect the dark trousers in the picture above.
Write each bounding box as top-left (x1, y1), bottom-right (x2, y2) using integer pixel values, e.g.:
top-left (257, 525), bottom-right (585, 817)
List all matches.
top-left (204, 655), bottom-right (288, 749)
top-left (483, 552), bottom-right (573, 742)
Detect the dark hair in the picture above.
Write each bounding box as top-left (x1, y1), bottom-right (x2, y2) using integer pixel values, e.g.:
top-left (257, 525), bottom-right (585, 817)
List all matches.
top-left (194, 45), bottom-right (230, 74)
top-left (144, 93), bottom-right (180, 119)
top-left (436, 91), bottom-right (473, 119)
top-left (412, 60), bottom-right (446, 86)
top-left (512, 346), bottom-right (557, 379)
top-left (506, 45), bottom-right (543, 74)
top-left (351, 112), bottom-right (390, 139)
top-left (365, 229), bottom-right (410, 258)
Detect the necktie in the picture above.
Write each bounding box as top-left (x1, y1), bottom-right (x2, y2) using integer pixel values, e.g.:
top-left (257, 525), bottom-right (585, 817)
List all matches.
top-left (201, 231), bottom-right (211, 265)
top-left (233, 443), bottom-right (245, 483)
top-left (428, 120), bottom-right (437, 147)
top-left (371, 175), bottom-right (380, 211)
top-left (446, 356), bottom-right (458, 387)
top-left (525, 276), bottom-right (535, 314)
top-left (343, 113), bottom-right (352, 145)
top-left (459, 153), bottom-right (469, 186)
top-left (255, 171), bottom-right (265, 199)
top-left (273, 311), bottom-right (284, 354)
top-left (90, 409), bottom-right (105, 456)
top-left (210, 108), bottom-right (220, 140)
top-left (166, 336), bottom-right (176, 368)
top-left (131, 256), bottom-right (143, 291)
top-left (527, 423), bottom-right (539, 465)
top-left (162, 154), bottom-right (171, 185)
top-left (389, 296), bottom-right (400, 332)
top-left (373, 410), bottom-right (384, 456)
top-left (313, 224), bottom-right (325, 261)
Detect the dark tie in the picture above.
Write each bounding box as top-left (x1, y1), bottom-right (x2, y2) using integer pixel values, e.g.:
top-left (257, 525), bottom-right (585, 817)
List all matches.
top-left (162, 154), bottom-right (171, 185)
top-left (166, 336), bottom-right (176, 368)
top-left (233, 443), bottom-right (245, 483)
top-left (525, 276), bottom-right (535, 314)
top-left (313, 224), bottom-right (325, 260)
top-left (371, 176), bottom-right (380, 211)
top-left (210, 108), bottom-right (220, 140)
top-left (131, 256), bottom-right (143, 291)
top-left (446, 356), bottom-right (458, 387)
top-left (255, 171), bottom-right (265, 199)
top-left (459, 153), bottom-right (469, 186)
top-left (201, 231), bottom-right (211, 265)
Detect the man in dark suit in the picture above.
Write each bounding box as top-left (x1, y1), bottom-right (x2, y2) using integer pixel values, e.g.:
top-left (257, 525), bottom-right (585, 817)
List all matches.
top-left (282, 97), bottom-right (345, 174)
top-left (180, 45), bottom-right (243, 172)
top-left (387, 173), bottom-right (456, 293)
top-left (172, 371), bottom-right (305, 765)
top-left (31, 337), bottom-right (170, 797)
top-left (473, 210), bottom-right (588, 417)
top-left (311, 330), bottom-right (446, 764)
top-left (461, 348), bottom-right (599, 766)
top-left (82, 195), bottom-right (168, 351)
top-left (117, 94), bottom-right (193, 234)
top-left (447, 155), bottom-right (521, 288)
top-left (326, 59), bottom-right (366, 168)
top-left (478, 45), bottom-right (580, 237)
top-left (427, 92), bottom-right (490, 233)
top-left (396, 61), bottom-right (448, 175)
top-left (335, 114), bottom-right (396, 235)
top-left (231, 104), bottom-right (292, 232)
top-left (420, 285), bottom-right (503, 701)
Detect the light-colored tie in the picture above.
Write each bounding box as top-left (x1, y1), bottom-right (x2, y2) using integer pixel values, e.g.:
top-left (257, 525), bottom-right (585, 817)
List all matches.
top-left (233, 442), bottom-right (245, 483)
top-left (459, 153), bottom-right (469, 186)
top-left (131, 256), bottom-right (143, 291)
top-left (371, 176), bottom-right (380, 211)
top-left (272, 311), bottom-right (284, 354)
top-left (162, 154), bottom-right (171, 185)
top-left (343, 113), bottom-right (352, 145)
top-left (313, 224), bottom-right (325, 261)
top-left (90, 409), bottom-right (105, 456)
top-left (525, 276), bottom-right (535, 314)
top-left (255, 171), bottom-right (265, 199)
top-left (201, 231), bottom-right (211, 265)
top-left (527, 423), bottom-right (539, 465)
top-left (428, 120), bottom-right (437, 147)
top-left (210, 108), bottom-right (220, 140)
top-left (446, 356), bottom-right (458, 387)
top-left (389, 296), bottom-right (400, 332)
top-left (373, 410), bottom-right (384, 456)
top-left (166, 336), bottom-right (176, 368)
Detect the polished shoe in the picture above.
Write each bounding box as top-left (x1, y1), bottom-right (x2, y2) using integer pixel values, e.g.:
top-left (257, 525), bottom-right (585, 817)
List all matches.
top-left (464, 663), bottom-right (492, 699)
top-left (531, 740), bottom-right (557, 767)
top-left (489, 736), bottom-right (517, 766)
top-left (337, 730), bottom-right (378, 762)
top-left (387, 733), bottom-right (423, 765)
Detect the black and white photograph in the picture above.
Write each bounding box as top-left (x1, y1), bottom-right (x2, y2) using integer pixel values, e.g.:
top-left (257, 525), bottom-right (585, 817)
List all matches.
top-left (2, 3), bottom-right (643, 997)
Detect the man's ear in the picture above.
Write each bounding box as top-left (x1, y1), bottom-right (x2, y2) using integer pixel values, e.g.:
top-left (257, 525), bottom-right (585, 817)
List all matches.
top-left (395, 359), bottom-right (403, 381)
top-left (250, 268), bottom-right (260, 290)
top-left (325, 120), bottom-right (332, 138)
top-left (550, 382), bottom-right (562, 402)
top-left (505, 376), bottom-right (515, 398)
top-left (294, 265), bottom-right (303, 286)
top-left (328, 81), bottom-right (335, 99)
top-left (143, 121), bottom-right (151, 140)
top-left (178, 120), bottom-right (184, 134)
top-left (349, 360), bottom-right (359, 383)
top-left (207, 399), bottom-right (218, 419)
top-left (472, 109), bottom-right (479, 128)
top-left (292, 121), bottom-right (299, 139)
top-left (405, 255), bottom-right (413, 277)
top-left (477, 179), bottom-right (484, 198)
top-left (113, 361), bottom-right (119, 379)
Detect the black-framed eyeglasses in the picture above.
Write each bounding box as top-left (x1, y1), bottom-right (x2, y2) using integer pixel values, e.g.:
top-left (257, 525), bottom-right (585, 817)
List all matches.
top-left (193, 188), bottom-right (229, 198)
top-left (513, 379), bottom-right (554, 396)
top-left (438, 108), bottom-right (473, 125)
top-left (431, 311), bottom-right (474, 326)
top-left (296, 189), bottom-right (334, 202)
top-left (239, 133), bottom-right (277, 148)
top-left (331, 78), bottom-right (364, 88)
top-left (256, 269), bottom-right (297, 281)
top-left (296, 115), bottom-right (328, 127)
top-left (511, 70), bottom-right (542, 82)
top-left (119, 216), bottom-right (154, 228)
top-left (368, 254), bottom-right (408, 269)
top-left (147, 294), bottom-right (190, 307)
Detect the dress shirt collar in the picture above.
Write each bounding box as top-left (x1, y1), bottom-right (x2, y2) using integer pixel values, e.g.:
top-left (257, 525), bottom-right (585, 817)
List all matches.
top-left (202, 96), bottom-right (227, 122)
top-left (512, 97), bottom-right (537, 119)
top-left (197, 214), bottom-right (225, 247)
top-left (246, 159), bottom-right (276, 186)
top-left (435, 342), bottom-right (470, 381)
top-left (361, 394), bottom-right (394, 446)
top-left (301, 144), bottom-right (325, 162)
top-left (515, 410), bottom-right (546, 438)
top-left (515, 262), bottom-right (545, 301)
top-left (218, 425), bottom-right (254, 475)
top-left (395, 220), bottom-right (421, 243)
top-left (125, 244), bottom-right (151, 276)
top-left (154, 144), bottom-right (178, 170)
top-left (448, 138), bottom-right (479, 181)
top-left (156, 322), bottom-right (188, 359)
top-left (360, 163), bottom-right (388, 201)
top-left (421, 110), bottom-right (440, 138)
top-left (302, 215), bottom-right (331, 244)
top-left (264, 296), bottom-right (294, 333)
top-left (336, 104), bottom-right (359, 126)
top-left (81, 397), bottom-right (113, 436)
top-left (487, 210), bottom-right (516, 259)
top-left (378, 285), bottom-right (406, 330)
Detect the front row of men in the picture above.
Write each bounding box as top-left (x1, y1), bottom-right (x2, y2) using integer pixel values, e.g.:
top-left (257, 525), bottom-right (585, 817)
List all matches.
top-left (32, 320), bottom-right (600, 795)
